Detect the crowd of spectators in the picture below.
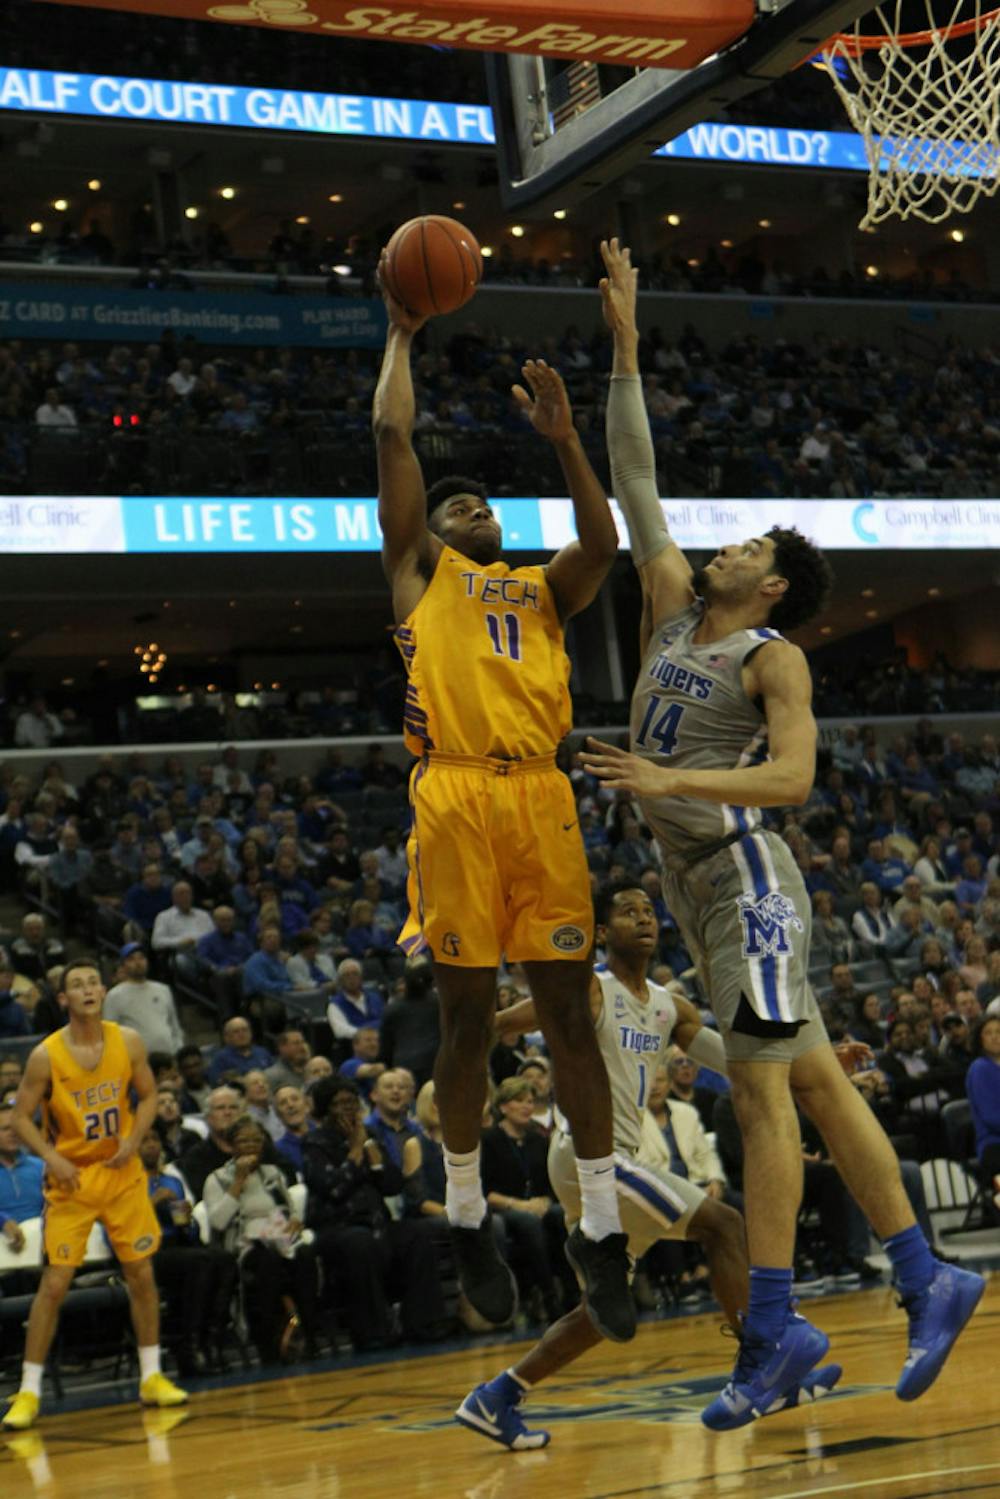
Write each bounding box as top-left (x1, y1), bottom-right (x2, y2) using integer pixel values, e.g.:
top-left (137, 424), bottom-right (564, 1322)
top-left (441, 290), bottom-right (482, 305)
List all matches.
top-left (7, 318), bottom-right (1000, 504)
top-left (0, 711), bottom-right (998, 1378)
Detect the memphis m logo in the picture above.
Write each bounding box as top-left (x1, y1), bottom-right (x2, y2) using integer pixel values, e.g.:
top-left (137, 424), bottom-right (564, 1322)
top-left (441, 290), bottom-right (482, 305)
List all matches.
top-left (736, 891), bottom-right (804, 959)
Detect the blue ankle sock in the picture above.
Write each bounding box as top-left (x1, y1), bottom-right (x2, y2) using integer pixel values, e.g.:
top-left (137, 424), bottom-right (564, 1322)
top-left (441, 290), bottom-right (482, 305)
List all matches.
top-left (882, 1224), bottom-right (935, 1299)
top-left (488, 1371), bottom-right (526, 1403)
top-left (744, 1266), bottom-right (793, 1345)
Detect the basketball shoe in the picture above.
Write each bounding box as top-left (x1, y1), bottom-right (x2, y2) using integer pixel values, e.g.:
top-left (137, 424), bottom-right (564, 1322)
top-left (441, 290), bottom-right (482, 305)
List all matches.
top-left (140, 1372), bottom-right (189, 1408)
top-left (896, 1261), bottom-right (984, 1402)
top-left (449, 1217), bottom-right (517, 1325)
top-left (564, 1227), bottom-right (636, 1342)
top-left (456, 1373), bottom-right (550, 1450)
top-left (2, 1392), bottom-right (39, 1431)
top-left (701, 1310), bottom-right (830, 1430)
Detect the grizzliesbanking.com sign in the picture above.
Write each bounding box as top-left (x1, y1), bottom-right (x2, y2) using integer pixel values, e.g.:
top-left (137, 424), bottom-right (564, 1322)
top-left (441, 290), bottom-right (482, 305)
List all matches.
top-left (39, 0), bottom-right (754, 71)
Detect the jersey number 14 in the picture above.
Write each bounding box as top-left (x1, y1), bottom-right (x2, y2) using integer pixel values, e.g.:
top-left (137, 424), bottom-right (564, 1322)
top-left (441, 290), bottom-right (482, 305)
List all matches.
top-left (636, 696), bottom-right (685, 756)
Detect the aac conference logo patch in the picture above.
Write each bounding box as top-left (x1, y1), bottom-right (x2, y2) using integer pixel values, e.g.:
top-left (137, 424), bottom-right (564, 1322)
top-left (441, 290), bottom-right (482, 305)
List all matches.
top-left (551, 925), bottom-right (586, 954)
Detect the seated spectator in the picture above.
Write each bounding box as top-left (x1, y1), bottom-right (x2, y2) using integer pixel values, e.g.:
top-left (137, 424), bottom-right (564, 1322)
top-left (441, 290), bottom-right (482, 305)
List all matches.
top-left (105, 943), bottom-right (185, 1056)
top-left (852, 882), bottom-right (893, 950)
top-left (809, 890), bottom-right (852, 966)
top-left (154, 1084), bottom-right (202, 1162)
top-left (196, 904), bottom-right (253, 1023)
top-left (641, 1063), bottom-right (729, 1202)
top-left (959, 936), bottom-right (990, 992)
top-left (0, 1100), bottom-right (45, 1255)
top-left (327, 958), bottom-right (385, 1040)
top-left (0, 1057), bottom-right (23, 1096)
top-left (45, 823), bottom-right (94, 929)
top-left (320, 827), bottom-right (361, 894)
top-left (14, 812), bottom-right (58, 889)
top-left (303, 1076), bottom-right (449, 1350)
top-left (287, 929), bottom-right (337, 991)
top-left (152, 879), bottom-right (214, 953)
top-left (273, 1084), bottom-right (318, 1173)
top-left (13, 695), bottom-right (64, 747)
top-left (11, 913), bottom-right (66, 984)
top-left (379, 955), bottom-right (440, 1088)
top-left (517, 1057), bottom-right (555, 1136)
top-left (122, 861), bottom-right (174, 938)
top-left (264, 1029), bottom-right (312, 1093)
top-left (966, 1015), bottom-right (1000, 1225)
top-left (892, 875), bottom-right (939, 931)
top-left (304, 1056), bottom-right (334, 1089)
top-left (877, 1017), bottom-right (961, 1159)
top-left (364, 1069), bottom-right (421, 1169)
top-left (242, 925), bottom-right (294, 1035)
top-left (177, 1085), bottom-right (295, 1200)
top-left (208, 1015), bottom-right (274, 1084)
top-left (611, 817), bottom-right (657, 877)
top-left (955, 856), bottom-right (988, 914)
top-left (913, 835), bottom-right (954, 895)
top-left (338, 1026), bottom-right (385, 1102)
top-left (884, 905), bottom-right (928, 961)
top-left (204, 1117), bottom-right (321, 1364)
top-left (938, 1012), bottom-right (974, 1076)
top-left (242, 1069), bottom-right (283, 1140)
top-left (481, 1077), bottom-right (571, 1323)
top-left (176, 1043), bottom-right (212, 1114)
top-left (848, 992), bottom-right (888, 1050)
top-left (861, 837), bottom-right (912, 894)
top-left (268, 851), bottom-right (317, 915)
top-left (373, 827), bottom-right (408, 894)
top-left (343, 899), bottom-right (396, 970)
top-left (0, 959), bottom-right (33, 1038)
top-left (139, 1128), bottom-right (237, 1374)
top-left (402, 1079), bottom-right (447, 1220)
top-left (664, 1051), bottom-right (726, 1133)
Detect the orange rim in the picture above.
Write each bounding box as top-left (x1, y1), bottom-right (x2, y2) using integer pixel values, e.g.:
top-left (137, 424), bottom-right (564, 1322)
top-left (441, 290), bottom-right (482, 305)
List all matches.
top-left (825, 5), bottom-right (1000, 52)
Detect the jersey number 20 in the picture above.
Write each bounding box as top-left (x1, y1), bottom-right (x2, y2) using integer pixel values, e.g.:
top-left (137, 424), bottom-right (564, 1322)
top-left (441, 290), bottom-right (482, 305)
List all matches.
top-left (84, 1105), bottom-right (120, 1141)
top-left (636, 695), bottom-right (685, 756)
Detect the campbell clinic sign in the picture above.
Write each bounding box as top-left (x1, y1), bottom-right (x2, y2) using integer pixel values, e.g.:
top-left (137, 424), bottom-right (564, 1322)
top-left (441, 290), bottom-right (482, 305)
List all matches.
top-left (2, 497), bottom-right (1000, 555)
top-left (40, 0), bottom-right (754, 71)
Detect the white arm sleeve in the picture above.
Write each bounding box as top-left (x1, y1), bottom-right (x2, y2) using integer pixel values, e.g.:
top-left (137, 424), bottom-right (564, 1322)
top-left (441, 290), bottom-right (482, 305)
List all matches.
top-left (607, 374), bottom-right (670, 566)
top-left (684, 1025), bottom-right (729, 1078)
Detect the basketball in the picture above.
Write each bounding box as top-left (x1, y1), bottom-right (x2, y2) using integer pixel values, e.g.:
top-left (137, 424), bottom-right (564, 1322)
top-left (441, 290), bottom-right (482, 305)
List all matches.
top-left (382, 215), bottom-right (482, 318)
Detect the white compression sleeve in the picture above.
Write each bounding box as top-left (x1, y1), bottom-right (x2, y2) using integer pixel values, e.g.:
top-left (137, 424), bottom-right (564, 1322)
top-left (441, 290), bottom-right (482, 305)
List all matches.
top-left (607, 374), bottom-right (670, 566)
top-left (684, 1025), bottom-right (729, 1078)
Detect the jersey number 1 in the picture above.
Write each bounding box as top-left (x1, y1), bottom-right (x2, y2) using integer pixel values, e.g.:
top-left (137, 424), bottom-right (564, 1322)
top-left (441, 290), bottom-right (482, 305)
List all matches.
top-left (636, 696), bottom-right (685, 757)
top-left (485, 611), bottom-right (521, 662)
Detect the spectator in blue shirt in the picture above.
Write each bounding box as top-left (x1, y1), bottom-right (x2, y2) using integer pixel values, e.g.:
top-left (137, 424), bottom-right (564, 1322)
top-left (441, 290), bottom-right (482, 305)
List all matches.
top-left (943, 828), bottom-right (975, 878)
top-left (268, 852), bottom-right (316, 912)
top-left (0, 963), bottom-right (31, 1039)
top-left (338, 1026), bottom-right (386, 1102)
top-left (272, 1084), bottom-right (318, 1174)
top-left (327, 958), bottom-right (386, 1041)
top-left (122, 860), bottom-right (173, 936)
top-left (242, 925), bottom-right (294, 1013)
top-left (343, 898), bottom-right (394, 964)
top-left (955, 855), bottom-right (988, 914)
top-left (861, 837), bottom-right (912, 893)
top-left (0, 1101), bottom-right (45, 1249)
top-left (208, 1014), bottom-right (274, 1084)
top-left (364, 1069), bottom-right (421, 1170)
top-left (966, 1016), bottom-right (1000, 1226)
top-left (46, 823), bottom-right (94, 924)
top-left (198, 904), bottom-right (254, 1022)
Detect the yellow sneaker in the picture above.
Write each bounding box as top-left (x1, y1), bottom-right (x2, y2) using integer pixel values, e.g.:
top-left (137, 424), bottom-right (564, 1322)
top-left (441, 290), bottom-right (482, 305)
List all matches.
top-left (139, 1373), bottom-right (189, 1408)
top-left (2, 1391), bottom-right (39, 1431)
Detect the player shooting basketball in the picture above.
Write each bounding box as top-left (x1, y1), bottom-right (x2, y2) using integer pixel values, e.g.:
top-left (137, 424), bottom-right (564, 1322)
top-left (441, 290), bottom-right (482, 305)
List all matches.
top-left (583, 238), bottom-right (983, 1428)
top-left (371, 250), bottom-right (635, 1342)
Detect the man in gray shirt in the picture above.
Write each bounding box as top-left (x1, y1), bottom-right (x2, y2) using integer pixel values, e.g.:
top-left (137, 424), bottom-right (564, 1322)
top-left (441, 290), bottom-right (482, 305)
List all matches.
top-left (264, 1029), bottom-right (312, 1093)
top-left (105, 943), bottom-right (185, 1056)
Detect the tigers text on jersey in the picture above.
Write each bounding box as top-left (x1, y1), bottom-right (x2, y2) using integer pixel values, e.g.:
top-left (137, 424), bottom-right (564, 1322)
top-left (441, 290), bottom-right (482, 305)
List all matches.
top-left (42, 1021), bottom-right (137, 1167)
top-left (394, 543), bottom-right (571, 760)
top-left (631, 598), bottom-right (786, 855)
top-left (589, 965), bottom-right (678, 1157)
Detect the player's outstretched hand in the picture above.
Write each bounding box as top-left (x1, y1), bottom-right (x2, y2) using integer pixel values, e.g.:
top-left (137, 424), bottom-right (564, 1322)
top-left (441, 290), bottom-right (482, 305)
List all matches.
top-left (46, 1154), bottom-right (80, 1191)
top-left (106, 1136), bottom-right (138, 1170)
top-left (376, 250), bottom-right (428, 335)
top-left (599, 237), bottom-right (639, 338)
top-left (581, 736), bottom-right (671, 797)
top-left (512, 359), bottom-right (575, 443)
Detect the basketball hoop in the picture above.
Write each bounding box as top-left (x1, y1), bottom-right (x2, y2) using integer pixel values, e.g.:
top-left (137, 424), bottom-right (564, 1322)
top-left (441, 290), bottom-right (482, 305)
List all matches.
top-left (821, 1), bottom-right (1000, 227)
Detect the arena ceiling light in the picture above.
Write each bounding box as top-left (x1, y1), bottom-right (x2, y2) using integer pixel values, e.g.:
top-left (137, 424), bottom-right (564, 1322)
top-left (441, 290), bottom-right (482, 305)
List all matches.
top-left (510, 224), bottom-right (525, 236)
top-left (184, 206), bottom-right (199, 219)
top-left (29, 221), bottom-right (43, 234)
top-left (219, 186), bottom-right (236, 199)
top-left (52, 197), bottom-right (69, 211)
top-left (329, 194), bottom-right (343, 203)
top-left (758, 218), bottom-right (771, 228)
top-left (553, 209), bottom-right (568, 219)
top-left (951, 228), bottom-right (965, 242)
top-left (665, 212), bottom-right (681, 226)
top-left (87, 178), bottom-right (101, 191)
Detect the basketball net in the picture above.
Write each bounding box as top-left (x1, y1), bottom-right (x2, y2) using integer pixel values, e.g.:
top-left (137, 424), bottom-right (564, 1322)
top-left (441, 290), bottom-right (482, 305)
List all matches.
top-left (822, 1), bottom-right (1000, 227)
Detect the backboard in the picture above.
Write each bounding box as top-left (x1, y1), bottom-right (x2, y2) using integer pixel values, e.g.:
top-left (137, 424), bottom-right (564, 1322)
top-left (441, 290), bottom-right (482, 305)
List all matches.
top-left (486, 0), bottom-right (878, 209)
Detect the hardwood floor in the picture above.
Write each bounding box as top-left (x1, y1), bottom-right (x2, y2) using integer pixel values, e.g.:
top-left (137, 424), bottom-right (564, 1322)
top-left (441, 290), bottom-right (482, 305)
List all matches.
top-left (2, 1275), bottom-right (997, 1499)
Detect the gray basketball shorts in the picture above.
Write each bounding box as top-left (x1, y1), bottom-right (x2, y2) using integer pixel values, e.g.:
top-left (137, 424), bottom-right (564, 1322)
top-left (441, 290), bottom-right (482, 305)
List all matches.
top-left (661, 829), bottom-right (829, 1064)
top-left (548, 1131), bottom-right (704, 1264)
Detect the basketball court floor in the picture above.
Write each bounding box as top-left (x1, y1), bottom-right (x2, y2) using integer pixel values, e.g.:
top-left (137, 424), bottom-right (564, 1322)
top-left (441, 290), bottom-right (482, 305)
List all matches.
top-left (3, 1275), bottom-right (996, 1499)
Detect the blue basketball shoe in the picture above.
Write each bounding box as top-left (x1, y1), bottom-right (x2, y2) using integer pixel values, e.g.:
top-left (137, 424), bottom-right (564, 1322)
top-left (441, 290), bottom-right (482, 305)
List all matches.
top-left (701, 1311), bottom-right (830, 1431)
top-left (896, 1261), bottom-right (984, 1402)
top-left (768, 1362), bottom-right (843, 1413)
top-left (456, 1372), bottom-right (550, 1451)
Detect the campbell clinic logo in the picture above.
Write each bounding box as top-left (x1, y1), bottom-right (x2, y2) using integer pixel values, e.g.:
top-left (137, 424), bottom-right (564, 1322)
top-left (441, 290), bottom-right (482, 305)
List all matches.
top-left (852, 502), bottom-right (879, 545)
top-left (0, 497), bottom-right (125, 553)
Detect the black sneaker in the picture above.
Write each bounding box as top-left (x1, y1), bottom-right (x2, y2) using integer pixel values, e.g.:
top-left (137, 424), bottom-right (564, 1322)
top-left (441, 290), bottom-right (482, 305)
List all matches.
top-left (450, 1217), bottom-right (517, 1325)
top-left (565, 1227), bottom-right (636, 1343)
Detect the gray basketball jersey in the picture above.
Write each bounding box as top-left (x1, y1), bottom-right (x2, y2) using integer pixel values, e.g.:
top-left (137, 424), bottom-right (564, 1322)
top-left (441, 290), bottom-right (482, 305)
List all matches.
top-left (630, 599), bottom-right (786, 856)
top-left (557, 966), bottom-right (678, 1156)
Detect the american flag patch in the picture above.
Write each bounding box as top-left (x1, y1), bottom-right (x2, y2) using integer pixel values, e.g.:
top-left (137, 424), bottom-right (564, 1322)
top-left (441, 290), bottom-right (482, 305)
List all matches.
top-left (707, 654), bottom-right (728, 667)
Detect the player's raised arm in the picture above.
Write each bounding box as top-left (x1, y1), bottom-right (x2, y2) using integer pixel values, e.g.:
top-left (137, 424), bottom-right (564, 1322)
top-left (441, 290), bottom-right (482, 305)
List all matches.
top-left (372, 254), bottom-right (441, 620)
top-left (600, 238), bottom-right (695, 633)
top-left (11, 1044), bottom-right (79, 1189)
top-left (514, 360), bottom-right (618, 620)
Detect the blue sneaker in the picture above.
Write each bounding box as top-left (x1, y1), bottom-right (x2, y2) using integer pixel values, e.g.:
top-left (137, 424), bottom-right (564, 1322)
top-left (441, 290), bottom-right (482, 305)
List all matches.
top-left (456, 1373), bottom-right (551, 1451)
top-left (767, 1362), bottom-right (843, 1414)
top-left (896, 1261), bottom-right (985, 1402)
top-left (701, 1313), bottom-right (830, 1431)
